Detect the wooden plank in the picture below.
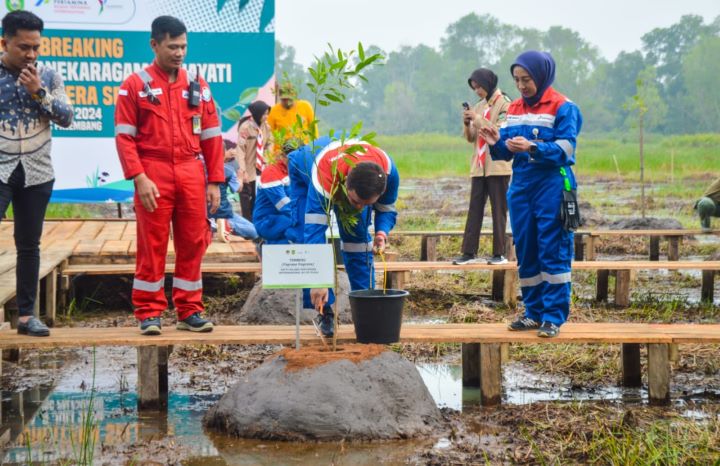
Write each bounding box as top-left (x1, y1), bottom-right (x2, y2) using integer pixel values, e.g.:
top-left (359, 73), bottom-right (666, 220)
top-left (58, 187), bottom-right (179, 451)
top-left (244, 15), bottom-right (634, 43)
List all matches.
top-left (100, 240), bottom-right (131, 256)
top-left (574, 234), bottom-right (585, 261)
top-left (230, 241), bottom-right (255, 253)
top-left (0, 254), bottom-right (16, 276)
top-left (128, 240), bottom-right (137, 255)
top-left (503, 270), bottom-right (518, 307)
top-left (491, 270), bottom-right (504, 301)
top-left (392, 228), bottom-right (719, 238)
top-left (647, 343), bottom-right (670, 405)
top-left (137, 346), bottom-right (169, 410)
top-left (73, 221), bottom-right (105, 241)
top-left (120, 222), bottom-right (135, 240)
top-left (461, 343), bottom-right (480, 387)
top-left (206, 242), bottom-right (235, 255)
top-left (43, 221), bottom-right (82, 244)
top-left (701, 270), bottom-right (715, 303)
top-left (622, 343), bottom-right (641, 387)
top-left (73, 240), bottom-right (106, 256)
top-left (586, 235), bottom-right (597, 261)
top-left (480, 343), bottom-right (502, 406)
top-left (2, 322), bottom-right (718, 350)
top-left (95, 222), bottom-right (127, 241)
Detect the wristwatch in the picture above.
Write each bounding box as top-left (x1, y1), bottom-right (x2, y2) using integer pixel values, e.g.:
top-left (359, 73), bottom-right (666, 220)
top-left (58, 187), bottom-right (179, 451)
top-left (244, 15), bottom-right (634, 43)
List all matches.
top-left (30, 87), bottom-right (47, 102)
top-left (528, 143), bottom-right (538, 155)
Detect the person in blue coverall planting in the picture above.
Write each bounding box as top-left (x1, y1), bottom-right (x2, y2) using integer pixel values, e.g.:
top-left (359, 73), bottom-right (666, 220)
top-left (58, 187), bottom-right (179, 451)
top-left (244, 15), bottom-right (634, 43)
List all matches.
top-left (288, 138), bottom-right (400, 338)
top-left (252, 142), bottom-right (296, 245)
top-left (479, 50), bottom-right (582, 338)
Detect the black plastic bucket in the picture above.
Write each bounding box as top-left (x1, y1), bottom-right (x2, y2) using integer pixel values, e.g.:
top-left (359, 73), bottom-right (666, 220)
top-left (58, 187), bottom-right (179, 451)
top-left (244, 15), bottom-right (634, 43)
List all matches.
top-left (348, 289), bottom-right (409, 344)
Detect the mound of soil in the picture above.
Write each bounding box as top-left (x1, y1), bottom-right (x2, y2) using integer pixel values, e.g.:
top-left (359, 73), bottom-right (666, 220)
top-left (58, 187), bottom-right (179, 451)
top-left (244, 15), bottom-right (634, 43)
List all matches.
top-left (609, 217), bottom-right (683, 230)
top-left (204, 344), bottom-right (442, 441)
top-left (233, 271), bottom-right (352, 325)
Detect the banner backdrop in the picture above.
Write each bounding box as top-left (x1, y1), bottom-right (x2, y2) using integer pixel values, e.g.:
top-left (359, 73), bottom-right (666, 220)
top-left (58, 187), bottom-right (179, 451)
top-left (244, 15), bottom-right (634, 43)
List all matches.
top-left (1, 0), bottom-right (275, 203)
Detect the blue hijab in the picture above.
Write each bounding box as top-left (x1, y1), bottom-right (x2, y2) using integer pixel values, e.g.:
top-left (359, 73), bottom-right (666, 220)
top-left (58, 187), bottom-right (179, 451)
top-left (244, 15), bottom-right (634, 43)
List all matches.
top-left (511, 51), bottom-right (555, 107)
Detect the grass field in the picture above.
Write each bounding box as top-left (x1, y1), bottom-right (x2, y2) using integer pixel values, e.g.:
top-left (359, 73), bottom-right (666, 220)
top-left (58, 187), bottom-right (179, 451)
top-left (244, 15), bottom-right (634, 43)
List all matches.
top-left (378, 132), bottom-right (720, 180)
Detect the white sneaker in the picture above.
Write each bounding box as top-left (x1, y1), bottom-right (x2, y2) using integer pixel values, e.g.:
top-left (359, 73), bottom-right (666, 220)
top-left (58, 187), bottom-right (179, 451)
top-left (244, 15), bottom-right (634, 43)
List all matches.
top-left (487, 255), bottom-right (508, 265)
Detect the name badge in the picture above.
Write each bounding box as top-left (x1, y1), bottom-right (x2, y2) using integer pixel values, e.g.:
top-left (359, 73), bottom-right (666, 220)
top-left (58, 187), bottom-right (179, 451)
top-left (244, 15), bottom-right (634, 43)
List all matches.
top-left (192, 115), bottom-right (202, 135)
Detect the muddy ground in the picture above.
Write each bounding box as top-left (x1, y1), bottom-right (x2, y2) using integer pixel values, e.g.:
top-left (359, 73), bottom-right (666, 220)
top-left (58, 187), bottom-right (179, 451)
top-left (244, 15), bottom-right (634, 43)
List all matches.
top-left (1, 176), bottom-right (719, 464)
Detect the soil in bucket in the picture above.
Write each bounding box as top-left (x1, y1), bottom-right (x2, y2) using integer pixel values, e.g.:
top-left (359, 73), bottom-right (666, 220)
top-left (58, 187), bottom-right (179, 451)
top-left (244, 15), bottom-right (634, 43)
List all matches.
top-left (349, 289), bottom-right (409, 344)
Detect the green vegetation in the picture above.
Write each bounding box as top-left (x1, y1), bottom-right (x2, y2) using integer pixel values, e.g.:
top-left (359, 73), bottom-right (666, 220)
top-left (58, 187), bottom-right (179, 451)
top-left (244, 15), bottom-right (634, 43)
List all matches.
top-left (4, 203), bottom-right (92, 219)
top-left (379, 132), bottom-right (719, 180)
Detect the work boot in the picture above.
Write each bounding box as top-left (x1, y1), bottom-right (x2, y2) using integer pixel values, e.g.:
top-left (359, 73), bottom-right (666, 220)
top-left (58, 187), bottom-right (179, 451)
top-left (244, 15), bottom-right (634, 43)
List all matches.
top-left (538, 321), bottom-right (560, 338)
top-left (314, 307), bottom-right (335, 338)
top-left (452, 253), bottom-right (478, 265)
top-left (139, 317), bottom-right (162, 336)
top-left (507, 316), bottom-right (540, 331)
top-left (176, 313), bottom-right (214, 332)
top-left (17, 317), bottom-right (50, 337)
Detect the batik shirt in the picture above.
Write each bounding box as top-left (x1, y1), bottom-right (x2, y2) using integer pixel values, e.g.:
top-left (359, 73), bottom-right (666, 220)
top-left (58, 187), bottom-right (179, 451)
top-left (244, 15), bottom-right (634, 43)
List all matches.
top-left (0, 55), bottom-right (73, 187)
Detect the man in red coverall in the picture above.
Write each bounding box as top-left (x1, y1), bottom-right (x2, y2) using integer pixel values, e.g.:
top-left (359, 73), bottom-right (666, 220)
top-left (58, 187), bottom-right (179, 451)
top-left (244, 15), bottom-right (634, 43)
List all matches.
top-left (114, 16), bottom-right (223, 335)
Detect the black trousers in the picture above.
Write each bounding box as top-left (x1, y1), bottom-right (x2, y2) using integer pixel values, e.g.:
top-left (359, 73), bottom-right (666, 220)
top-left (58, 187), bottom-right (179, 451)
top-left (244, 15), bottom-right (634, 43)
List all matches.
top-left (240, 179), bottom-right (256, 222)
top-left (0, 164), bottom-right (54, 317)
top-left (461, 175), bottom-right (510, 257)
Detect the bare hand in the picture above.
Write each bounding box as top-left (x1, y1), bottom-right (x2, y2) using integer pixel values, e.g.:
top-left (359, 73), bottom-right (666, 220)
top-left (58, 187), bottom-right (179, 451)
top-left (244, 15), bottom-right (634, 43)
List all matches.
top-left (241, 170), bottom-right (249, 184)
top-left (310, 288), bottom-right (329, 312)
top-left (506, 136), bottom-right (532, 153)
top-left (18, 64), bottom-right (41, 95)
top-left (373, 233), bottom-right (387, 254)
top-left (478, 126), bottom-right (500, 145)
top-left (135, 173), bottom-right (160, 213)
top-left (235, 170), bottom-right (244, 192)
top-left (207, 183), bottom-right (220, 214)
top-left (463, 109), bottom-right (476, 125)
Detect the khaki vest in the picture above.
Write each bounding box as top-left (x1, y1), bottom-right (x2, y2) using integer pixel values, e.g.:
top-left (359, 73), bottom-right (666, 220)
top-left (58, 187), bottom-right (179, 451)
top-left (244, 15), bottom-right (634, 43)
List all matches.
top-left (463, 89), bottom-right (513, 177)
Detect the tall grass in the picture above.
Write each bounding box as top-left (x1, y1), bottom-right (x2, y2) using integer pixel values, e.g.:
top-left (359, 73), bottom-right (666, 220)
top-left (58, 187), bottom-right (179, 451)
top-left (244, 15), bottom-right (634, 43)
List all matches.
top-left (378, 132), bottom-right (720, 180)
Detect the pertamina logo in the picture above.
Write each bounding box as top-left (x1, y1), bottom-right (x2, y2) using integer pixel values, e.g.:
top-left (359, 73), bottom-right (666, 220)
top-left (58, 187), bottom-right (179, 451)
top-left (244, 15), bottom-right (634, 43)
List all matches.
top-left (98, 0), bottom-right (107, 14)
top-left (5, 0), bottom-right (24, 11)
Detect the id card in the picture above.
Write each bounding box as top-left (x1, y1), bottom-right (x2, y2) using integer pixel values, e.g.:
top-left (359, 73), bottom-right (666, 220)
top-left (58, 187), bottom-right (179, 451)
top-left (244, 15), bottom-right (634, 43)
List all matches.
top-left (192, 115), bottom-right (201, 135)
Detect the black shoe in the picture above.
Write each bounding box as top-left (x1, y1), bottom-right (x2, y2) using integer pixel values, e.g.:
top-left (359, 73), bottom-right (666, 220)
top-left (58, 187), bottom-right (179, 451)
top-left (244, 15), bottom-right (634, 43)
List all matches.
top-left (17, 317), bottom-right (50, 337)
top-left (538, 321), bottom-right (560, 338)
top-left (507, 316), bottom-right (540, 331)
top-left (176, 313), bottom-right (214, 332)
top-left (140, 317), bottom-right (162, 336)
top-left (452, 253), bottom-right (477, 265)
top-left (314, 307), bottom-right (335, 338)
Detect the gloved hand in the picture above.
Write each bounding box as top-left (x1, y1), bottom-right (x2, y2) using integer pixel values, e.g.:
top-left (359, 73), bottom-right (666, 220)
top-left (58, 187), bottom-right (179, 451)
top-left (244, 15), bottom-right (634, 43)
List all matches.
top-left (373, 232), bottom-right (387, 254)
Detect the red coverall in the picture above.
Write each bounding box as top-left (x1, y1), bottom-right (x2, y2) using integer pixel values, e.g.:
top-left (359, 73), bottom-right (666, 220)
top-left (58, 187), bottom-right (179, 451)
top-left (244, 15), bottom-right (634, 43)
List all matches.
top-left (114, 61), bottom-right (224, 321)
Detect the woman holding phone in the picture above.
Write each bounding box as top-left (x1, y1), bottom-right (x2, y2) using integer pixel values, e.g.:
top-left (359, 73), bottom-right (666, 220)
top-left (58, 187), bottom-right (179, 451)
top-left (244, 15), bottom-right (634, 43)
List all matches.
top-left (454, 68), bottom-right (512, 266)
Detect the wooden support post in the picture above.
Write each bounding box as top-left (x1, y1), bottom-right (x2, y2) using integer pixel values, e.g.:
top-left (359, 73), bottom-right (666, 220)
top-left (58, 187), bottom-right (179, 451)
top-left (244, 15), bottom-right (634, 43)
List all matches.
top-left (668, 344), bottom-right (679, 365)
top-left (419, 236), bottom-right (437, 262)
top-left (614, 270), bottom-right (631, 307)
top-left (137, 346), bottom-right (169, 411)
top-left (667, 237), bottom-right (680, 261)
top-left (491, 270), bottom-right (504, 301)
top-left (596, 270), bottom-right (609, 302)
top-left (461, 343), bottom-right (480, 387)
top-left (480, 343), bottom-right (502, 406)
top-left (44, 269), bottom-right (57, 327)
top-left (504, 234), bottom-right (516, 261)
top-left (500, 343), bottom-right (509, 363)
top-left (585, 235), bottom-right (597, 261)
top-left (58, 260), bottom-right (69, 312)
top-left (647, 343), bottom-right (670, 405)
top-left (621, 343), bottom-right (641, 387)
top-left (701, 270), bottom-right (715, 303)
top-left (502, 270), bottom-right (518, 307)
top-left (574, 234), bottom-right (585, 261)
top-left (33, 285), bottom-right (40, 318)
top-left (387, 271), bottom-right (409, 290)
top-left (649, 236), bottom-right (660, 261)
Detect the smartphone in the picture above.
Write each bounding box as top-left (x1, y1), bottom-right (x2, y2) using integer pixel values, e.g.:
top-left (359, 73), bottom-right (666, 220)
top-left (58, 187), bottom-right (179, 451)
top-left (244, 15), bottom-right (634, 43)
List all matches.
top-left (462, 102), bottom-right (470, 110)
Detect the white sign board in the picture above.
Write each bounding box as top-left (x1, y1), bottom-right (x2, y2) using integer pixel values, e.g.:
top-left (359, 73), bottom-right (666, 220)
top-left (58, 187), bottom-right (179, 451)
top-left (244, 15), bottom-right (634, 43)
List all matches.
top-left (261, 244), bottom-right (335, 289)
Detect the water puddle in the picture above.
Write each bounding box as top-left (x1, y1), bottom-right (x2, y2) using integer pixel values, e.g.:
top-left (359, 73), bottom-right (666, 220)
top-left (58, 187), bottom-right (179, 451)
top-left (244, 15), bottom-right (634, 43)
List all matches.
top-left (2, 354), bottom-right (718, 464)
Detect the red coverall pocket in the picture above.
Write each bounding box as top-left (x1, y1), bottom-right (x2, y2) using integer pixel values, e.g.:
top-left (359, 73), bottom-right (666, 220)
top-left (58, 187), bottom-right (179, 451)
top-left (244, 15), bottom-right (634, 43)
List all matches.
top-left (185, 113), bottom-right (202, 153)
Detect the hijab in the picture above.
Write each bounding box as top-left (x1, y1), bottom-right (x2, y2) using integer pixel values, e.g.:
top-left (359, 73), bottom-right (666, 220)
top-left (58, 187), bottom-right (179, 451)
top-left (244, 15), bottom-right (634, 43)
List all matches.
top-left (511, 51), bottom-right (556, 107)
top-left (247, 100), bottom-right (270, 126)
top-left (467, 68), bottom-right (498, 98)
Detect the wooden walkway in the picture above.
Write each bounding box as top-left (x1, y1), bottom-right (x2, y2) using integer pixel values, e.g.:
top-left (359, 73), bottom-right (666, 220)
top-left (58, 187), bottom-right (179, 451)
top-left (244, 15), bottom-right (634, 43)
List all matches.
top-left (2, 322), bottom-right (718, 407)
top-left (0, 220), bottom-right (256, 264)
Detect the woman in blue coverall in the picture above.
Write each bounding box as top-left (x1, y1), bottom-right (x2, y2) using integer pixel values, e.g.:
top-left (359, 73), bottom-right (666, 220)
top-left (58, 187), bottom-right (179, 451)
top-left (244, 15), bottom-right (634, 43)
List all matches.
top-left (479, 51), bottom-right (582, 338)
